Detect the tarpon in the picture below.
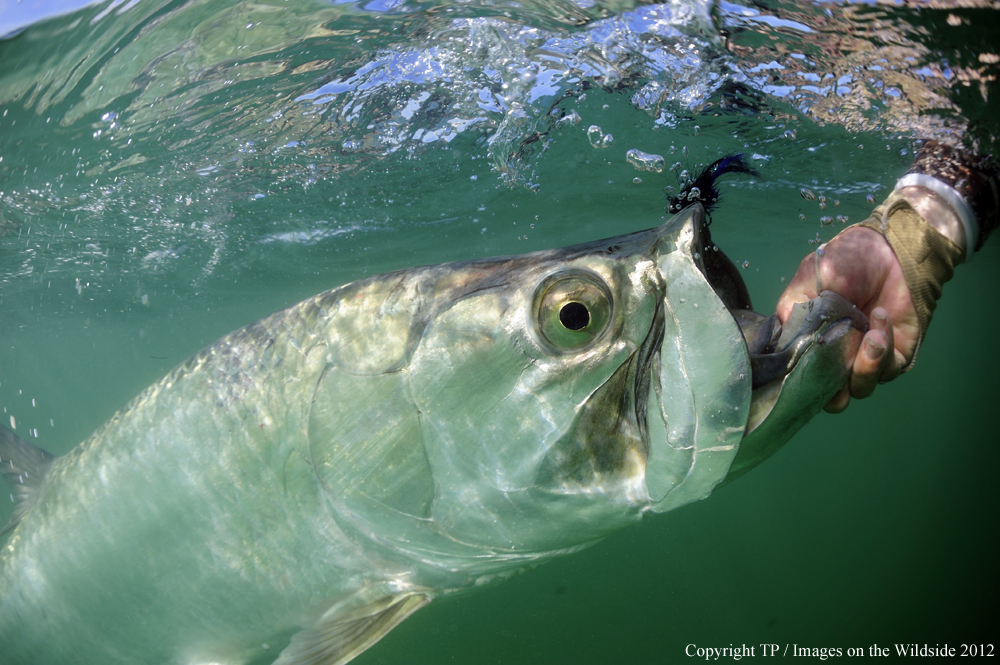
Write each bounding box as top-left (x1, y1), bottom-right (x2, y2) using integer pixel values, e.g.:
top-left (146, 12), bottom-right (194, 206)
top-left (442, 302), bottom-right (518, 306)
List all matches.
top-left (0, 204), bottom-right (865, 665)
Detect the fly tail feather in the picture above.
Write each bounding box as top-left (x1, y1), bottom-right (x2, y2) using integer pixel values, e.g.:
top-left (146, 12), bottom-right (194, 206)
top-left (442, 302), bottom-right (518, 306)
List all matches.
top-left (668, 154), bottom-right (759, 215)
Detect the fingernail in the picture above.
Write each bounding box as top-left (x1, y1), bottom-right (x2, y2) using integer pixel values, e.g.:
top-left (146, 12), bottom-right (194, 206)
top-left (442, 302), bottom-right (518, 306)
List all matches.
top-left (873, 309), bottom-right (887, 325)
top-left (865, 338), bottom-right (885, 360)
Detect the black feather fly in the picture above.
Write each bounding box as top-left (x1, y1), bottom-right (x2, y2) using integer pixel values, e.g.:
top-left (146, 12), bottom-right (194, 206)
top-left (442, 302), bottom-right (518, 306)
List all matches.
top-left (668, 154), bottom-right (759, 216)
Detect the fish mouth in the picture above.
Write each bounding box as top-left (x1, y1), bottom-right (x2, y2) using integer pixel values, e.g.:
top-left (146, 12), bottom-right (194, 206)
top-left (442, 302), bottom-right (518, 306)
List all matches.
top-left (682, 204), bottom-right (868, 394)
top-left (643, 204), bottom-right (868, 510)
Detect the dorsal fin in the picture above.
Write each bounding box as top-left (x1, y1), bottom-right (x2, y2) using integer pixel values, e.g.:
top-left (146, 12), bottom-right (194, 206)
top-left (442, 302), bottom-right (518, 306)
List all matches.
top-left (0, 426), bottom-right (57, 535)
top-left (273, 592), bottom-right (430, 665)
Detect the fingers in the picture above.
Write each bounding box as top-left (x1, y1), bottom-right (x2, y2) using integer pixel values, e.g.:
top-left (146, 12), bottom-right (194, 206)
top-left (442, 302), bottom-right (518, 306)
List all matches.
top-left (850, 308), bottom-right (903, 399)
top-left (824, 307), bottom-right (904, 412)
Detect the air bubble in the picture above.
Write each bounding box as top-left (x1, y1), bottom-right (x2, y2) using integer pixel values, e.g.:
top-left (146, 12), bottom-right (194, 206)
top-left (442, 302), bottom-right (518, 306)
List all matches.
top-left (626, 149), bottom-right (664, 173)
top-left (557, 110), bottom-right (582, 126)
top-left (587, 125), bottom-right (604, 148)
top-left (586, 125), bottom-right (613, 148)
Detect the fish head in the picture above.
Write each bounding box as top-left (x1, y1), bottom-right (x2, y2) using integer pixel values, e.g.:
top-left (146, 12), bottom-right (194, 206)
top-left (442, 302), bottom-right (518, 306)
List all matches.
top-left (387, 204), bottom-right (755, 551)
top-left (309, 205), bottom-right (864, 565)
top-left (414, 204), bottom-right (752, 540)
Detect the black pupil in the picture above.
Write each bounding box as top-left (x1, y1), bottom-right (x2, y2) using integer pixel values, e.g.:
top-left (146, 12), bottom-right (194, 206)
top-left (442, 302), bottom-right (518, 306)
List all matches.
top-left (559, 302), bottom-right (590, 331)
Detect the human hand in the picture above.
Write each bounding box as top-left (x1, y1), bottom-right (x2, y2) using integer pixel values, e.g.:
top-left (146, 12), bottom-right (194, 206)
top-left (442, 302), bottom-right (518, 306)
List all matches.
top-left (775, 226), bottom-right (919, 413)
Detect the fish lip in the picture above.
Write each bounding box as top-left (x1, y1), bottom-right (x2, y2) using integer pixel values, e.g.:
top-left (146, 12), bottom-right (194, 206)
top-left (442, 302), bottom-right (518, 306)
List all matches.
top-left (748, 291), bottom-right (869, 389)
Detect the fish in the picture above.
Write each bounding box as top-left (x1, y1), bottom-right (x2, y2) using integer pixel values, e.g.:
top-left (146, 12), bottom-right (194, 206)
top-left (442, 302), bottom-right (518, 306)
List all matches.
top-left (0, 203), bottom-right (865, 665)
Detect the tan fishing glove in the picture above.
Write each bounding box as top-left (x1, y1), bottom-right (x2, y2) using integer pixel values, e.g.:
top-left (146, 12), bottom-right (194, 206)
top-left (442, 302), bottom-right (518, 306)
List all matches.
top-left (854, 140), bottom-right (999, 369)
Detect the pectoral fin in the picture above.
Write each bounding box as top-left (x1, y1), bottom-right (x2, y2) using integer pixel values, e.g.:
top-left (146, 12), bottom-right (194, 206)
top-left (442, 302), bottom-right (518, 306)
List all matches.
top-left (273, 593), bottom-right (430, 665)
top-left (0, 426), bottom-right (57, 535)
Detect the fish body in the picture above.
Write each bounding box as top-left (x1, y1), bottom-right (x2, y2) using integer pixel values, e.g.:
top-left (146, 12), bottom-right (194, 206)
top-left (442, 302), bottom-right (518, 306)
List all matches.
top-left (0, 205), bottom-right (862, 664)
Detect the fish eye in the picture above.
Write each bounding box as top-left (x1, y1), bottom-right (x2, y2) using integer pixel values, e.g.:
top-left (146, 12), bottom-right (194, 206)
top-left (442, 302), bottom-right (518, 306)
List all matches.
top-left (534, 270), bottom-right (613, 353)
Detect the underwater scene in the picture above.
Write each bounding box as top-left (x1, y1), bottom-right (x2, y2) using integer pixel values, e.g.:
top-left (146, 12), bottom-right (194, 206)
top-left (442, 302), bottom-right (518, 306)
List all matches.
top-left (0, 0), bottom-right (997, 662)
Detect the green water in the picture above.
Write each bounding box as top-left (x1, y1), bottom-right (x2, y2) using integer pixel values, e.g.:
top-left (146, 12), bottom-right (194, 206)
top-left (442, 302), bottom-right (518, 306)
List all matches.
top-left (1, 0), bottom-right (997, 661)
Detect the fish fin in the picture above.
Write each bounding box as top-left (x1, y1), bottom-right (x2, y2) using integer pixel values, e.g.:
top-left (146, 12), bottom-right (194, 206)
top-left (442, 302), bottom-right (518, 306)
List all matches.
top-left (273, 593), bottom-right (430, 665)
top-left (0, 426), bottom-right (57, 535)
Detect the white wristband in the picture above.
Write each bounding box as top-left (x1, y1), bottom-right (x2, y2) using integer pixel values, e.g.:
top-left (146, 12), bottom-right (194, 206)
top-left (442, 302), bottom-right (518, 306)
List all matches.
top-left (894, 172), bottom-right (979, 263)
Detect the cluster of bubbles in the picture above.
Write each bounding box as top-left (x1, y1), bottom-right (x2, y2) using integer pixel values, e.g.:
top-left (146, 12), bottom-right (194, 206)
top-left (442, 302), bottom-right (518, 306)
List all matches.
top-left (800, 187), bottom-right (852, 238)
